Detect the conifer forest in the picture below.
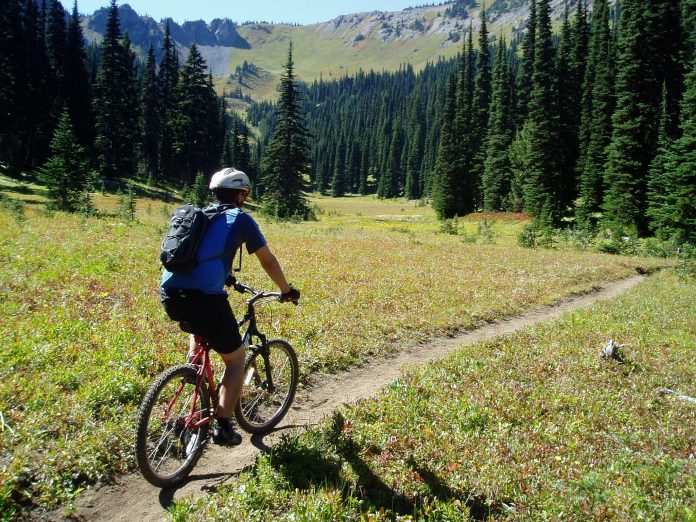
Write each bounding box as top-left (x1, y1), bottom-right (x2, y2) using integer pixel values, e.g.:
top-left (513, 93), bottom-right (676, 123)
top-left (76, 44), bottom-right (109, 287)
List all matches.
top-left (1, 0), bottom-right (695, 241)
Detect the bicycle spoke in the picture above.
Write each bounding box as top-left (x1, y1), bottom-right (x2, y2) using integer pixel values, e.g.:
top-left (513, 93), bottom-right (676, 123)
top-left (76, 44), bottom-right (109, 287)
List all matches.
top-left (235, 340), bottom-right (298, 433)
top-left (136, 366), bottom-right (210, 488)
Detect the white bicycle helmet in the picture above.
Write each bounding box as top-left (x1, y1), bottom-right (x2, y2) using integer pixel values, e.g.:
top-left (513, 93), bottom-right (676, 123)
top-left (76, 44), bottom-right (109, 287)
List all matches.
top-left (209, 168), bottom-right (251, 193)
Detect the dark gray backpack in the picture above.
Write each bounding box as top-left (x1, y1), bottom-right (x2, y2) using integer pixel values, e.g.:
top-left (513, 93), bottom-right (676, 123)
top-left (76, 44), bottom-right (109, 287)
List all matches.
top-left (160, 204), bottom-right (232, 272)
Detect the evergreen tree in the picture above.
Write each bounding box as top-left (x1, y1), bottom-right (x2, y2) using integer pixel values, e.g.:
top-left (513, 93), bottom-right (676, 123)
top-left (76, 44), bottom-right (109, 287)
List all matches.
top-left (261, 43), bottom-right (312, 219)
top-left (553, 4), bottom-right (580, 214)
top-left (650, 59), bottom-right (696, 242)
top-left (577, 0), bottom-right (614, 227)
top-left (63, 0), bottom-right (93, 149)
top-left (646, 85), bottom-right (672, 237)
top-left (331, 137), bottom-right (347, 197)
top-left (522, 0), bottom-right (556, 221)
top-left (93, 0), bottom-right (138, 179)
top-left (470, 6), bottom-right (492, 208)
top-left (158, 21), bottom-right (179, 180)
top-left (517, 0), bottom-right (536, 126)
top-left (239, 125), bottom-right (252, 176)
top-left (0, 0), bottom-right (22, 168)
top-left (405, 91), bottom-right (425, 199)
top-left (454, 25), bottom-right (477, 215)
top-left (171, 44), bottom-right (220, 183)
top-left (140, 44), bottom-right (159, 178)
top-left (483, 38), bottom-right (514, 211)
top-left (38, 108), bottom-right (95, 212)
top-left (603, 0), bottom-right (670, 234)
top-left (189, 171), bottom-right (210, 207)
top-left (222, 133), bottom-right (233, 167)
top-left (507, 124), bottom-right (532, 212)
top-left (683, 0), bottom-right (696, 63)
top-left (17, 0), bottom-right (54, 169)
top-left (379, 123), bottom-right (404, 199)
top-left (45, 0), bottom-right (66, 118)
top-left (432, 73), bottom-right (460, 219)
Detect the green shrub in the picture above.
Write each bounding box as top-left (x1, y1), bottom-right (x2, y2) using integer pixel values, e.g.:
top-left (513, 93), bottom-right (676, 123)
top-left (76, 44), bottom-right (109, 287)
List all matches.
top-left (437, 217), bottom-right (459, 235)
top-left (477, 219), bottom-right (495, 244)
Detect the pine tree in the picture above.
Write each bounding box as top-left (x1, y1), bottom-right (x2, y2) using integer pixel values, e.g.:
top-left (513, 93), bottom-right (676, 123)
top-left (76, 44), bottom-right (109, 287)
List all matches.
top-left (517, 0), bottom-right (536, 126)
top-left (158, 21), bottom-right (179, 180)
top-left (507, 124), bottom-right (532, 212)
top-left (63, 0), bottom-right (93, 149)
top-left (483, 38), bottom-right (514, 211)
top-left (0, 0), bottom-right (22, 168)
top-left (261, 43), bottom-right (312, 219)
top-left (646, 85), bottom-right (672, 237)
top-left (379, 123), bottom-right (404, 199)
top-left (140, 44), bottom-right (159, 178)
top-left (404, 91), bottom-right (425, 199)
top-left (577, 0), bottom-right (614, 227)
top-left (454, 25), bottom-right (477, 215)
top-left (432, 73), bottom-right (460, 219)
top-left (171, 44), bottom-right (220, 183)
top-left (45, 0), bottom-right (66, 118)
top-left (93, 0), bottom-right (138, 179)
top-left (38, 108), bottom-right (95, 212)
top-left (190, 171), bottom-right (210, 208)
top-left (554, 4), bottom-right (580, 215)
top-left (331, 137), bottom-right (347, 197)
top-left (470, 6), bottom-right (492, 208)
top-left (683, 0), bottom-right (696, 63)
top-left (16, 0), bottom-right (54, 169)
top-left (222, 133), bottom-right (233, 167)
top-left (522, 0), bottom-right (556, 221)
top-left (650, 58), bottom-right (696, 242)
top-left (603, 0), bottom-right (661, 234)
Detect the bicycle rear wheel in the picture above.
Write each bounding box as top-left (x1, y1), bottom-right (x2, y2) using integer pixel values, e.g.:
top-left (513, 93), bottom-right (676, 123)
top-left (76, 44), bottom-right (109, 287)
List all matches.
top-left (234, 339), bottom-right (298, 433)
top-left (135, 365), bottom-right (210, 488)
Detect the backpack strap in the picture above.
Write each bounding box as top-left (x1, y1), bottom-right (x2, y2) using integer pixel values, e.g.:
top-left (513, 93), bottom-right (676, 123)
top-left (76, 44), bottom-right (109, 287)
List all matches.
top-left (197, 205), bottom-right (242, 266)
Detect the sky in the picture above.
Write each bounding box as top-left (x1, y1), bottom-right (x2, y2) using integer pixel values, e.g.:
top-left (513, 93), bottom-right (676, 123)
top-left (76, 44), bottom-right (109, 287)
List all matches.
top-left (76, 1), bottom-right (422, 25)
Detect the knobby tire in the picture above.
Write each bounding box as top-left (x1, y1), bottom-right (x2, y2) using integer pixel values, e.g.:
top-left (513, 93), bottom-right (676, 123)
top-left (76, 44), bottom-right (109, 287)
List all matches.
top-left (234, 339), bottom-right (298, 433)
top-left (135, 365), bottom-right (210, 488)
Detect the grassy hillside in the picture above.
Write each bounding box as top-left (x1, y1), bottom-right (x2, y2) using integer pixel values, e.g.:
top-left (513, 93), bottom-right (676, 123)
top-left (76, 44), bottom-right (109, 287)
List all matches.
top-left (0, 180), bottom-right (671, 517)
top-left (172, 269), bottom-right (695, 520)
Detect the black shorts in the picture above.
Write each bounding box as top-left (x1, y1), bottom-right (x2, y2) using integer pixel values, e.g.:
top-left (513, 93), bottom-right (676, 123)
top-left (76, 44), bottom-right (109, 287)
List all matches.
top-left (161, 289), bottom-right (242, 354)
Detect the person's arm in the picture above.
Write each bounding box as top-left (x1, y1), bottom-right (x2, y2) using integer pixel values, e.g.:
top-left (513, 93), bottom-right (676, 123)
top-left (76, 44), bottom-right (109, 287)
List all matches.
top-left (254, 245), bottom-right (292, 294)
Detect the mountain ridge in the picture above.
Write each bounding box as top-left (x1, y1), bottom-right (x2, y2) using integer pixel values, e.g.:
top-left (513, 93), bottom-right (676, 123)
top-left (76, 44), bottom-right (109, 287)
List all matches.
top-left (81, 1), bottom-right (578, 101)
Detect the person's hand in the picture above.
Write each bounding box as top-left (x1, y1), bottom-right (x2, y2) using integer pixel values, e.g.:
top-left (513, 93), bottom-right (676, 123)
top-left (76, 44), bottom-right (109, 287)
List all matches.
top-left (225, 274), bottom-right (237, 287)
top-left (280, 286), bottom-right (300, 304)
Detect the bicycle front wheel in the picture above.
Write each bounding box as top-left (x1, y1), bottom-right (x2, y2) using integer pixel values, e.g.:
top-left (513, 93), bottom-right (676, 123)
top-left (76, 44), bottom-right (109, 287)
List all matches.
top-left (135, 365), bottom-right (210, 488)
top-left (235, 339), bottom-right (298, 433)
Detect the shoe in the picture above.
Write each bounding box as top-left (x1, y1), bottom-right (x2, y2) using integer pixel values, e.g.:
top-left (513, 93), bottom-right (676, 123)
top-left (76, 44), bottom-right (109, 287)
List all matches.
top-left (212, 424), bottom-right (242, 446)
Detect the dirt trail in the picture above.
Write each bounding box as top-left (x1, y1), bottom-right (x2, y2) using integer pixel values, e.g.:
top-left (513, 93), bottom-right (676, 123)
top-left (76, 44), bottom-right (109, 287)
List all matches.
top-left (68, 275), bottom-right (645, 522)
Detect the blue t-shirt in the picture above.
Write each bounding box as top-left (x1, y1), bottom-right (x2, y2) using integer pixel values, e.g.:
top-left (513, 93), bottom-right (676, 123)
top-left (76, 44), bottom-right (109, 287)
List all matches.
top-left (161, 206), bottom-right (267, 295)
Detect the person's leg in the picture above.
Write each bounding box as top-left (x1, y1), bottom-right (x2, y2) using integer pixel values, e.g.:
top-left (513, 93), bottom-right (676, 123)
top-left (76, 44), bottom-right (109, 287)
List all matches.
top-left (187, 334), bottom-right (196, 363)
top-left (216, 345), bottom-right (245, 419)
top-left (211, 345), bottom-right (245, 445)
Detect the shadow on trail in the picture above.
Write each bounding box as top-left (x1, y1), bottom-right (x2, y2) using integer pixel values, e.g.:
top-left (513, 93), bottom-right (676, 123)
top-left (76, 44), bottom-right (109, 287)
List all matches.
top-left (156, 423), bottom-right (306, 510)
top-left (266, 412), bottom-right (502, 520)
top-left (158, 471), bottom-right (229, 508)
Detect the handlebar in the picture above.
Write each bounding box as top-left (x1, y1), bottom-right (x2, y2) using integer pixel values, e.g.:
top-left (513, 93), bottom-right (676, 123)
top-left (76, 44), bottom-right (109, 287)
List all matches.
top-left (227, 276), bottom-right (299, 305)
top-left (233, 281), bottom-right (279, 303)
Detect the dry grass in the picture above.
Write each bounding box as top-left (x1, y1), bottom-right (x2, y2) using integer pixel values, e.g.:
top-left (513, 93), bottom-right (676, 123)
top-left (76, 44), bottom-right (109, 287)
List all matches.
top-left (0, 189), bottom-right (670, 515)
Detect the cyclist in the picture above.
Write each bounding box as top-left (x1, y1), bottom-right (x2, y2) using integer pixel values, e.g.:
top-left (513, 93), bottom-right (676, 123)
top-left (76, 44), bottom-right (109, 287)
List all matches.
top-left (160, 167), bottom-right (300, 445)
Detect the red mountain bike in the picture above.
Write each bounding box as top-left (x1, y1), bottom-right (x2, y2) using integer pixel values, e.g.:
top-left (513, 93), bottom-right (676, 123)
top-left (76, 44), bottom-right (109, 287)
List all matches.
top-left (135, 282), bottom-right (299, 488)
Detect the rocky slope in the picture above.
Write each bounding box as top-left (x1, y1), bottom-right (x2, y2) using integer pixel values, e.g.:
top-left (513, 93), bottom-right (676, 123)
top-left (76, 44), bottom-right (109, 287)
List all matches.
top-left (81, 0), bottom-right (585, 99)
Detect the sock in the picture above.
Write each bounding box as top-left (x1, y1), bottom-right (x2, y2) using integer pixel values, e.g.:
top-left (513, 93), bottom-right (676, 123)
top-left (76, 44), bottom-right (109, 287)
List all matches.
top-left (217, 417), bottom-right (231, 430)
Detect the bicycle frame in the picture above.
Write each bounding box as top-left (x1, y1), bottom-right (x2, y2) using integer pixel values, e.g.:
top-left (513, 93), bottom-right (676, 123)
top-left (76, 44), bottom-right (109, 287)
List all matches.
top-left (180, 287), bottom-right (278, 430)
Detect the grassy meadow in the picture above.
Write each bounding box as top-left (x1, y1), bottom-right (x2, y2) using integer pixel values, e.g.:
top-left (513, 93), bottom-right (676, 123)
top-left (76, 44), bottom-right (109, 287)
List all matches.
top-left (170, 270), bottom-right (695, 521)
top-left (0, 179), bottom-right (675, 517)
